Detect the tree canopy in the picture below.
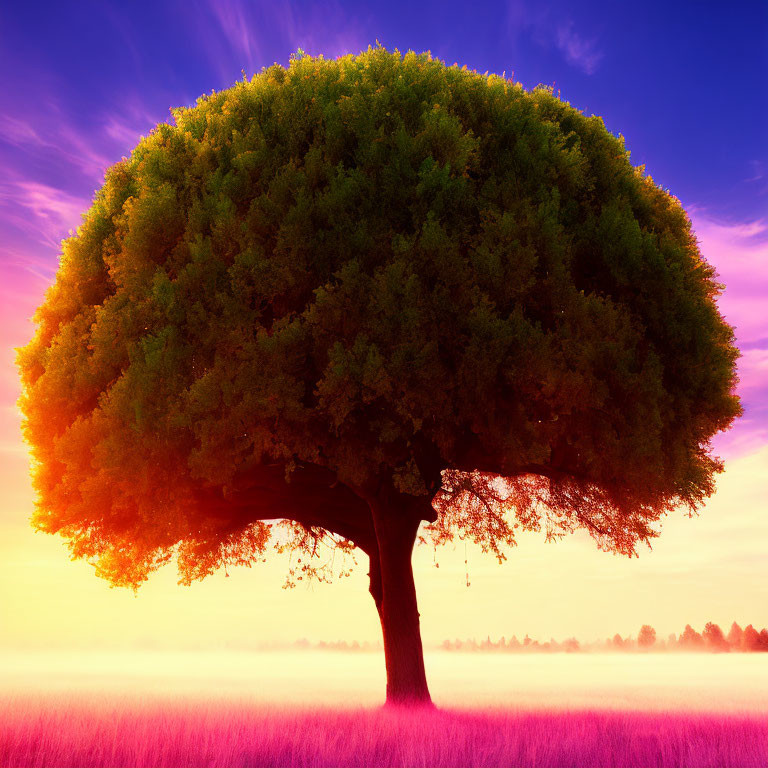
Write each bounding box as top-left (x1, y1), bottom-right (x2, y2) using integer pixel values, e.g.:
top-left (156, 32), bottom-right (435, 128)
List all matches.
top-left (18, 46), bottom-right (740, 591)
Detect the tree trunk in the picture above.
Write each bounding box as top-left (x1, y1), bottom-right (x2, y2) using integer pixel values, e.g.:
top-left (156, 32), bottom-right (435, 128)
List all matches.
top-left (367, 489), bottom-right (433, 707)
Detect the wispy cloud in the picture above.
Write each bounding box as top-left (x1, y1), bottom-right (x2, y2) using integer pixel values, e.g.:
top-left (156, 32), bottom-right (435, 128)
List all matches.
top-left (1, 93), bottom-right (166, 189)
top-left (9, 181), bottom-right (87, 233)
top-left (555, 21), bottom-right (603, 75)
top-left (691, 210), bottom-right (768, 458)
top-left (0, 178), bottom-right (89, 249)
top-left (0, 115), bottom-right (46, 148)
top-left (0, 110), bottom-right (112, 181)
top-left (506, 2), bottom-right (603, 76)
top-left (691, 211), bottom-right (768, 346)
top-left (186, 0), bottom-right (368, 85)
top-left (102, 97), bottom-right (165, 156)
top-left (736, 348), bottom-right (768, 392)
top-left (208, 0), bottom-right (261, 75)
top-left (0, 89), bottom-right (165, 293)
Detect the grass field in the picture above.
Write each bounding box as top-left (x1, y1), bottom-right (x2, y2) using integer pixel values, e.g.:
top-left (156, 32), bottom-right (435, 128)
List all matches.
top-left (1, 695), bottom-right (767, 768)
top-left (2, 651), bottom-right (766, 767)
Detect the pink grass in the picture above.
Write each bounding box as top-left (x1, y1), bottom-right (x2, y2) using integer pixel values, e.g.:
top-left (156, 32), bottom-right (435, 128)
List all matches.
top-left (1, 695), bottom-right (766, 768)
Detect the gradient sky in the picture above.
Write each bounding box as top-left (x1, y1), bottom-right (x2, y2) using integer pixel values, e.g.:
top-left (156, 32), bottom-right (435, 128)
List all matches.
top-left (1, 0), bottom-right (767, 650)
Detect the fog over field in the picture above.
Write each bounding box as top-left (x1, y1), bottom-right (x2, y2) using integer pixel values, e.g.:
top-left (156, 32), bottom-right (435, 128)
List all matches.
top-left (3, 650), bottom-right (767, 712)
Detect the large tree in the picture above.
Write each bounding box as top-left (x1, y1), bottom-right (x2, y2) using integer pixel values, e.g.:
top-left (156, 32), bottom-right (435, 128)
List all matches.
top-left (17, 47), bottom-right (740, 705)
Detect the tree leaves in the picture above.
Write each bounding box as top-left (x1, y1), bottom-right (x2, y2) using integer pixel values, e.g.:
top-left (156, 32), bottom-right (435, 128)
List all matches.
top-left (18, 46), bottom-right (741, 587)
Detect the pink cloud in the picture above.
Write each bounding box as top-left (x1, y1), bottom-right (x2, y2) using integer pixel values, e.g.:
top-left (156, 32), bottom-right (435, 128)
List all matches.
top-left (0, 115), bottom-right (46, 148)
top-left (1, 93), bottom-right (167, 189)
top-left (712, 418), bottom-right (768, 460)
top-left (0, 177), bottom-right (89, 250)
top-left (556, 22), bottom-right (603, 75)
top-left (0, 92), bottom-right (168, 298)
top-left (11, 181), bottom-right (86, 229)
top-left (737, 349), bottom-right (768, 391)
top-left (690, 211), bottom-right (768, 346)
top-left (0, 105), bottom-right (112, 181)
top-left (690, 211), bottom-right (768, 459)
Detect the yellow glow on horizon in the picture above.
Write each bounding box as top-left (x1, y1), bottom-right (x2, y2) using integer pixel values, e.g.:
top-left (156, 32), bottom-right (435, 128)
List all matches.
top-left (1, 445), bottom-right (767, 651)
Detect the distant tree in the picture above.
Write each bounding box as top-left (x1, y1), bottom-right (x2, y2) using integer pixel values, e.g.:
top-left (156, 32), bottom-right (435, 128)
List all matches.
top-left (667, 633), bottom-right (677, 648)
top-left (17, 47), bottom-right (741, 706)
top-left (679, 624), bottom-right (705, 649)
top-left (759, 629), bottom-right (768, 651)
top-left (741, 625), bottom-right (761, 652)
top-left (742, 625), bottom-right (758, 651)
top-left (611, 633), bottom-right (625, 649)
top-left (702, 622), bottom-right (729, 652)
top-left (726, 622), bottom-right (743, 649)
top-left (638, 624), bottom-right (657, 649)
top-left (563, 637), bottom-right (580, 653)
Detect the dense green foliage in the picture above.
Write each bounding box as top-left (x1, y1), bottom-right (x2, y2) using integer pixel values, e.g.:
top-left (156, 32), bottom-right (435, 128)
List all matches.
top-left (18, 47), bottom-right (740, 587)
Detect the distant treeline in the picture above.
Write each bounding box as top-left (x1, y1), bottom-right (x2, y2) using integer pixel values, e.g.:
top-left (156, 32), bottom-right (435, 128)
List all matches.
top-left (287, 623), bottom-right (768, 653)
top-left (441, 622), bottom-right (768, 653)
top-left (291, 639), bottom-right (383, 652)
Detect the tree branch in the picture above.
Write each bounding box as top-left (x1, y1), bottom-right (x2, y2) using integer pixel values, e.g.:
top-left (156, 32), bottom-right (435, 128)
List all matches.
top-left (192, 461), bottom-right (378, 553)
